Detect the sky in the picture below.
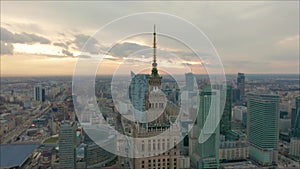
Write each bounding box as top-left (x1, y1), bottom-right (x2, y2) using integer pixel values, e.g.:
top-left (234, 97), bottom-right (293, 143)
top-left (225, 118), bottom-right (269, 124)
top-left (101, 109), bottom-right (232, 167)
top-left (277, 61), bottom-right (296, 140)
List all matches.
top-left (1, 1), bottom-right (299, 76)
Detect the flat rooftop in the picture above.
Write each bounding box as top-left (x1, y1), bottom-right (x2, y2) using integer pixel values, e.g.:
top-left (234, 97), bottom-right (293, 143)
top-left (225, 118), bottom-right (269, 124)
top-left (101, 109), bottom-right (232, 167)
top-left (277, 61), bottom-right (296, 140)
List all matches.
top-left (0, 144), bottom-right (38, 168)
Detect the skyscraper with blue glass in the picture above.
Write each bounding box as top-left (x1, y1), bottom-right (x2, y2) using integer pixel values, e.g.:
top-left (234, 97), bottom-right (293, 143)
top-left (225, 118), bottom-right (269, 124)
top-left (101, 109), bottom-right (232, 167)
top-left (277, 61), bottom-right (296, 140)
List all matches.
top-left (129, 72), bottom-right (149, 122)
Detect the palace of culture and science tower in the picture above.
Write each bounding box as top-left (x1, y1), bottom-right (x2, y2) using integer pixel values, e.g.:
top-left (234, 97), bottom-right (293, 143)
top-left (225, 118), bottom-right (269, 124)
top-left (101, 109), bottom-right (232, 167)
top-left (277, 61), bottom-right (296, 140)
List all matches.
top-left (126, 26), bottom-right (181, 169)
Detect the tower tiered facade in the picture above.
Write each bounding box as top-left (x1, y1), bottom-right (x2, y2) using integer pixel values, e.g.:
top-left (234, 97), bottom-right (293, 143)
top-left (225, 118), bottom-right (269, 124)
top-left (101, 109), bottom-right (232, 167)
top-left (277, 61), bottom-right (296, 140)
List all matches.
top-left (132, 25), bottom-right (180, 169)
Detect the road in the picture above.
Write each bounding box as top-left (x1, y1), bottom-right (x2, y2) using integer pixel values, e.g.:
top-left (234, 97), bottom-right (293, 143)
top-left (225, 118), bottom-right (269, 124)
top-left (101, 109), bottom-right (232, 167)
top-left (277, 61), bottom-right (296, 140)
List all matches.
top-left (278, 154), bottom-right (300, 168)
top-left (1, 102), bottom-right (52, 144)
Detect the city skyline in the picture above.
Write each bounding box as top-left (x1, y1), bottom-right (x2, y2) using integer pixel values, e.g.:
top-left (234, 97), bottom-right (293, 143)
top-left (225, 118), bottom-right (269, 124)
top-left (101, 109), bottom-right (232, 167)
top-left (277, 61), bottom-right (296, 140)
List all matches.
top-left (1, 2), bottom-right (300, 169)
top-left (1, 1), bottom-right (299, 76)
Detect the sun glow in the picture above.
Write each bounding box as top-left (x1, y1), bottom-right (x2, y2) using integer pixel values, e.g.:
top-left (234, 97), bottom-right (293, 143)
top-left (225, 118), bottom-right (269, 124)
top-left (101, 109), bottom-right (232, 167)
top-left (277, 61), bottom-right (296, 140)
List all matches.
top-left (13, 43), bottom-right (65, 56)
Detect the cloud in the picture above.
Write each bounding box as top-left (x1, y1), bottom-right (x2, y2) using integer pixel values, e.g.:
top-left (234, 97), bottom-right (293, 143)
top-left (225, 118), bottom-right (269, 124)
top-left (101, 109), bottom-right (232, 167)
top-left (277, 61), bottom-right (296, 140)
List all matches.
top-left (108, 42), bottom-right (149, 57)
top-left (107, 42), bottom-right (209, 67)
top-left (1, 2), bottom-right (299, 74)
top-left (1, 27), bottom-right (50, 44)
top-left (62, 49), bottom-right (73, 57)
top-left (77, 55), bottom-right (92, 59)
top-left (1, 27), bottom-right (14, 40)
top-left (173, 50), bottom-right (210, 61)
top-left (103, 57), bottom-right (120, 61)
top-left (43, 55), bottom-right (68, 58)
top-left (0, 41), bottom-right (14, 55)
top-left (53, 42), bottom-right (68, 49)
top-left (278, 34), bottom-right (299, 45)
top-left (53, 42), bottom-right (75, 57)
top-left (73, 34), bottom-right (99, 53)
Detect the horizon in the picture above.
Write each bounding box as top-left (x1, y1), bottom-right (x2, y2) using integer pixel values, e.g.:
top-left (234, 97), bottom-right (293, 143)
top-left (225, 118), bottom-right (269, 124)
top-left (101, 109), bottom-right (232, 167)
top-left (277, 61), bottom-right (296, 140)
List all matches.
top-left (1, 73), bottom-right (299, 78)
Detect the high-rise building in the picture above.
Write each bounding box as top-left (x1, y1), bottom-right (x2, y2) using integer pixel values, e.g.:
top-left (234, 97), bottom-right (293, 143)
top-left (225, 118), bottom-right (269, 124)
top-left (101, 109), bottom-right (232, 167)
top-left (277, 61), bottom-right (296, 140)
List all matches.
top-left (232, 106), bottom-right (247, 122)
top-left (237, 73), bottom-right (245, 99)
top-left (132, 25), bottom-right (180, 169)
top-left (296, 96), bottom-right (300, 110)
top-left (59, 121), bottom-right (77, 169)
top-left (232, 88), bottom-right (240, 103)
top-left (195, 87), bottom-right (220, 169)
top-left (129, 72), bottom-right (149, 122)
top-left (34, 86), bottom-right (40, 101)
top-left (232, 106), bottom-right (248, 129)
top-left (220, 86), bottom-right (232, 136)
top-left (41, 88), bottom-right (45, 101)
top-left (247, 93), bottom-right (279, 167)
top-left (289, 137), bottom-right (300, 158)
top-left (185, 72), bottom-right (195, 91)
top-left (34, 86), bottom-right (45, 102)
top-left (291, 96), bottom-right (300, 138)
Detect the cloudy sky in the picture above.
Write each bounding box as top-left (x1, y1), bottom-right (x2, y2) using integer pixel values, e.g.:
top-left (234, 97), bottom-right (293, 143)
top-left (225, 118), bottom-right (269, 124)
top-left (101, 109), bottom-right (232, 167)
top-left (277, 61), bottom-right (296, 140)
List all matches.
top-left (1, 1), bottom-right (299, 76)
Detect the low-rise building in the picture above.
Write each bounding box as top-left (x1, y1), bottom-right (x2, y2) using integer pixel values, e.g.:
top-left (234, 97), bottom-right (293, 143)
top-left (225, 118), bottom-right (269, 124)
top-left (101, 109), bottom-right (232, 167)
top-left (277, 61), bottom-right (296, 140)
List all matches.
top-left (219, 141), bottom-right (248, 162)
top-left (0, 116), bottom-right (16, 136)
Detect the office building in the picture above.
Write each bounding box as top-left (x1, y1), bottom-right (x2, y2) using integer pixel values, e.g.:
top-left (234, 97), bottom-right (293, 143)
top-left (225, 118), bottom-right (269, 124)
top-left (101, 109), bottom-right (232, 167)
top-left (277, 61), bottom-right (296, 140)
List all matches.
top-left (279, 118), bottom-right (291, 132)
top-left (233, 106), bottom-right (244, 124)
top-left (289, 137), bottom-right (300, 158)
top-left (83, 130), bottom-right (116, 169)
top-left (194, 87), bottom-right (220, 169)
top-left (219, 140), bottom-right (248, 162)
top-left (247, 93), bottom-right (279, 166)
top-left (59, 121), bottom-right (77, 169)
top-left (280, 111), bottom-right (288, 119)
top-left (237, 73), bottom-right (245, 99)
top-left (220, 86), bottom-right (232, 136)
top-left (34, 86), bottom-right (45, 102)
top-left (232, 106), bottom-right (247, 122)
top-left (129, 72), bottom-right (149, 122)
top-left (232, 88), bottom-right (240, 103)
top-left (185, 72), bottom-right (195, 91)
top-left (291, 96), bottom-right (300, 138)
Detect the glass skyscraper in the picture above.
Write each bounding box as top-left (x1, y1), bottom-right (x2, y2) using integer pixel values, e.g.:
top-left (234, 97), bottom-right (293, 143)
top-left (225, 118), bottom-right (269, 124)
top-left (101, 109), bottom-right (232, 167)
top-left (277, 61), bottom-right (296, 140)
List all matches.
top-left (237, 73), bottom-right (245, 99)
top-left (247, 93), bottom-right (279, 166)
top-left (196, 87), bottom-right (220, 169)
top-left (59, 121), bottom-right (77, 169)
top-left (291, 96), bottom-right (300, 138)
top-left (129, 72), bottom-right (149, 122)
top-left (220, 86), bottom-right (232, 136)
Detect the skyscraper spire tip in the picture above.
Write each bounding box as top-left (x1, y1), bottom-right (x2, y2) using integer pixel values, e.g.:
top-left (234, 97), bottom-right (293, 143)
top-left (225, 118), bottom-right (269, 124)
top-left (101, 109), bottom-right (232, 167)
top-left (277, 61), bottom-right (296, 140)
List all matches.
top-left (151, 25), bottom-right (158, 76)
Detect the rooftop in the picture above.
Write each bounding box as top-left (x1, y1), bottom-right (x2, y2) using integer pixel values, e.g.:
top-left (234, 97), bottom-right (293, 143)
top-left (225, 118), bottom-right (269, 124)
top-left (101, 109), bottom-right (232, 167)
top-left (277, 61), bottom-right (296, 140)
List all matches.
top-left (0, 144), bottom-right (38, 168)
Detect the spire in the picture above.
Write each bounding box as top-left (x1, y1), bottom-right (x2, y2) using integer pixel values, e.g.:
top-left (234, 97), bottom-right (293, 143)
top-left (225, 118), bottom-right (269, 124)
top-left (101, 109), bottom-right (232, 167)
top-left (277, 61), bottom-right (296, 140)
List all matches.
top-left (152, 24), bottom-right (157, 69)
top-left (151, 24), bottom-right (159, 77)
top-left (148, 25), bottom-right (162, 91)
